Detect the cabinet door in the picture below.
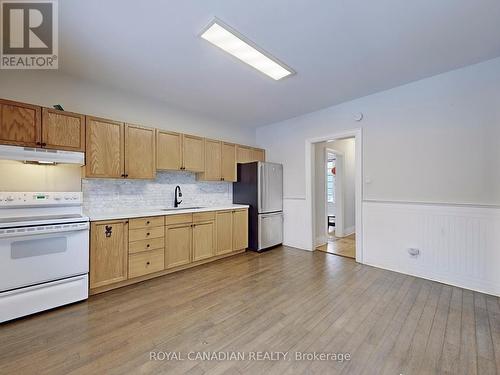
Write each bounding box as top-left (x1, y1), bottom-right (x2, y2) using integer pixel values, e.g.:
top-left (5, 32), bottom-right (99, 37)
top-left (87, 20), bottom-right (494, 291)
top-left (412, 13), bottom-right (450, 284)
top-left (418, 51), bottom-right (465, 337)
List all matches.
top-left (233, 209), bottom-right (248, 251)
top-left (125, 124), bottom-right (156, 179)
top-left (192, 221), bottom-right (215, 261)
top-left (90, 220), bottom-right (128, 289)
top-left (85, 116), bottom-right (124, 178)
top-left (200, 139), bottom-right (221, 181)
top-left (41, 108), bottom-right (85, 151)
top-left (157, 130), bottom-right (182, 171)
top-left (0, 99), bottom-right (41, 147)
top-left (216, 211), bottom-right (233, 255)
top-left (252, 148), bottom-right (265, 162)
top-left (221, 142), bottom-right (237, 182)
top-left (165, 224), bottom-right (192, 268)
top-left (236, 145), bottom-right (253, 164)
top-left (183, 134), bottom-right (205, 172)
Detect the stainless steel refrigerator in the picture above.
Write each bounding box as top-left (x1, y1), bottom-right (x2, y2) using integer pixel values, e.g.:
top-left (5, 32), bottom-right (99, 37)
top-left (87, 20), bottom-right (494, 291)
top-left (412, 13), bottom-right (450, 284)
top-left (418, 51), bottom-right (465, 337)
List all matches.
top-left (233, 162), bottom-right (283, 252)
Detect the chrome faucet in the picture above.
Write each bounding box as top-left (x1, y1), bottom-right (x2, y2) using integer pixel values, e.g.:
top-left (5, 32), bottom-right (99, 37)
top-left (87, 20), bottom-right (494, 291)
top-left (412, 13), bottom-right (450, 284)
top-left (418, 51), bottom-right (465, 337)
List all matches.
top-left (174, 185), bottom-right (182, 208)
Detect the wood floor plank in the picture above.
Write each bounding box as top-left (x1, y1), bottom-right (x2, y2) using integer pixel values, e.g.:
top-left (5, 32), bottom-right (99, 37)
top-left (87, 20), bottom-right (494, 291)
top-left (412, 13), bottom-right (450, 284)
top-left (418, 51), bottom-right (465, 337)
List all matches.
top-left (0, 246), bottom-right (498, 375)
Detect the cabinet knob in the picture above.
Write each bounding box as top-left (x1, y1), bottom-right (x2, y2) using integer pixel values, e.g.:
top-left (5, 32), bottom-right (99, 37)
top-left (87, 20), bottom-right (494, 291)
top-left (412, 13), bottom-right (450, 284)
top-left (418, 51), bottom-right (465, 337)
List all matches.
top-left (146, 244), bottom-right (150, 248)
top-left (146, 261), bottom-right (150, 266)
top-left (36, 142), bottom-right (41, 146)
top-left (41, 142), bottom-right (47, 147)
top-left (146, 232), bottom-right (150, 236)
top-left (146, 221), bottom-right (150, 224)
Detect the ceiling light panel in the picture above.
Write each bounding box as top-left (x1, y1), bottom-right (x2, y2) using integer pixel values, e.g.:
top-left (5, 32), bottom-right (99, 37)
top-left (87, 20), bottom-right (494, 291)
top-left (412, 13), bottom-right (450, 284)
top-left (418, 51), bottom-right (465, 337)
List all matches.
top-left (200, 20), bottom-right (294, 80)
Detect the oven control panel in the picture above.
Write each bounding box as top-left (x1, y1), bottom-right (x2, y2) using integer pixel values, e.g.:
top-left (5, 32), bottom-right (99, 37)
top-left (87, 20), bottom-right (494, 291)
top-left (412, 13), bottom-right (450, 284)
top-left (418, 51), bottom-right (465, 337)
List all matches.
top-left (0, 192), bottom-right (82, 207)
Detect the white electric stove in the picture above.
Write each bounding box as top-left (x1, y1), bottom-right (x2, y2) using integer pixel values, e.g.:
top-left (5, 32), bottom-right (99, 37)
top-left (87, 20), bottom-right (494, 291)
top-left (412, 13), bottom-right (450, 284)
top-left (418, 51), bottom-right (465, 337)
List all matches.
top-left (0, 192), bottom-right (89, 323)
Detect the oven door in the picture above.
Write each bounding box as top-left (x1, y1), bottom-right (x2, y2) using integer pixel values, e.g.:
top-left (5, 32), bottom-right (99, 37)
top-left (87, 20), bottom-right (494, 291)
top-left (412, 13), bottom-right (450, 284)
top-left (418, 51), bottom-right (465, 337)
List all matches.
top-left (0, 222), bottom-right (89, 292)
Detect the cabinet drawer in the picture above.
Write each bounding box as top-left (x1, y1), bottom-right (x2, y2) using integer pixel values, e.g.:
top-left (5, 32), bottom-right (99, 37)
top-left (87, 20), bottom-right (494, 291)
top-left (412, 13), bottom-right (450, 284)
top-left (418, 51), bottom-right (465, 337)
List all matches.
top-left (128, 249), bottom-right (164, 278)
top-left (129, 216), bottom-right (164, 229)
top-left (193, 211), bottom-right (215, 223)
top-left (129, 237), bottom-right (164, 254)
top-left (129, 226), bottom-right (164, 242)
top-left (165, 213), bottom-right (193, 226)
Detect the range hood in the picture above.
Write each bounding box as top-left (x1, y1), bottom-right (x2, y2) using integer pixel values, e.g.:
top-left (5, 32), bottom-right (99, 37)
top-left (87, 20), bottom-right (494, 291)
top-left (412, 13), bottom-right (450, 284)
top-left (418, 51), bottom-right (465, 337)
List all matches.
top-left (0, 145), bottom-right (84, 165)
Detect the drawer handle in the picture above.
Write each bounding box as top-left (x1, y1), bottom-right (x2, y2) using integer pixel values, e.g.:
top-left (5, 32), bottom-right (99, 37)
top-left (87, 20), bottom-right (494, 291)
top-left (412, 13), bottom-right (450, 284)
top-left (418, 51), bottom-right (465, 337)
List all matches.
top-left (105, 226), bottom-right (112, 237)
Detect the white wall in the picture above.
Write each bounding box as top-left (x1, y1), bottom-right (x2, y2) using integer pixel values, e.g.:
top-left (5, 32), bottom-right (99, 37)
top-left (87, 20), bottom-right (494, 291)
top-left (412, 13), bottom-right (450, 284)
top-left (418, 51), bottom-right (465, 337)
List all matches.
top-left (257, 57), bottom-right (500, 295)
top-left (0, 71), bottom-right (256, 144)
top-left (327, 138), bottom-right (355, 234)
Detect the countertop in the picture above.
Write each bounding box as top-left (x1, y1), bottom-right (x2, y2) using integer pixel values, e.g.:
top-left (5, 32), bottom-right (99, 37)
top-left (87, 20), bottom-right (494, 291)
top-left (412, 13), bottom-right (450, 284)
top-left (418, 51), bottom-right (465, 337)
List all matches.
top-left (85, 204), bottom-right (249, 221)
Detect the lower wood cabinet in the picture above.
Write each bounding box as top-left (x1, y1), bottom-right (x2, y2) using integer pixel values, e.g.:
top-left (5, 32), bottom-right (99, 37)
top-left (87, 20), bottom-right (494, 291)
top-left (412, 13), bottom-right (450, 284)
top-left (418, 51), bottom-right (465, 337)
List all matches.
top-left (90, 220), bottom-right (128, 289)
top-left (192, 219), bottom-right (215, 261)
top-left (165, 223), bottom-right (192, 268)
top-left (216, 211), bottom-right (233, 255)
top-left (233, 209), bottom-right (249, 251)
top-left (90, 208), bottom-right (248, 294)
top-left (129, 249), bottom-right (164, 279)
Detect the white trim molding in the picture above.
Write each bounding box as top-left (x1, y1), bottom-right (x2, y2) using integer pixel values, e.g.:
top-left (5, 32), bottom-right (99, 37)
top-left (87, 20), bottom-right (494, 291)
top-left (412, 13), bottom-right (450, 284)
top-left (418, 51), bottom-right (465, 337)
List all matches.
top-left (363, 201), bottom-right (500, 296)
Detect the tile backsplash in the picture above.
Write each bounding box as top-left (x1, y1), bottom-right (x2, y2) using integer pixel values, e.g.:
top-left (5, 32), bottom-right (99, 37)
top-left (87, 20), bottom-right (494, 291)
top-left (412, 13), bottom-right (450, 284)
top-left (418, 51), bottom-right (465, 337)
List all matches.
top-left (82, 171), bottom-right (232, 213)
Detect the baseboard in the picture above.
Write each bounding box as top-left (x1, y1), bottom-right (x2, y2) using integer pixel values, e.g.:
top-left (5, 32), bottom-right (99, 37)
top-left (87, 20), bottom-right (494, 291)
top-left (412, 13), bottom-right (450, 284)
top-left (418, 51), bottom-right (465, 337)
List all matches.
top-left (337, 226), bottom-right (355, 237)
top-left (314, 235), bottom-right (327, 247)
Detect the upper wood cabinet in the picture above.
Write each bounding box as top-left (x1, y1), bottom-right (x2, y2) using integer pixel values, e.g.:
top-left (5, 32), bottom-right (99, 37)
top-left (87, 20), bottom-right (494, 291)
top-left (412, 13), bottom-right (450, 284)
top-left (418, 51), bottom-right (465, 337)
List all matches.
top-left (0, 99), bottom-right (41, 147)
top-left (156, 131), bottom-right (205, 172)
top-left (85, 116), bottom-right (125, 178)
top-left (252, 148), bottom-right (265, 162)
top-left (157, 130), bottom-right (182, 171)
top-left (199, 139), bottom-right (221, 181)
top-left (221, 142), bottom-right (237, 182)
top-left (236, 145), bottom-right (253, 164)
top-left (90, 220), bottom-right (128, 289)
top-left (86, 118), bottom-right (155, 179)
top-left (124, 124), bottom-right (156, 179)
top-left (42, 108), bottom-right (85, 151)
top-left (183, 134), bottom-right (205, 172)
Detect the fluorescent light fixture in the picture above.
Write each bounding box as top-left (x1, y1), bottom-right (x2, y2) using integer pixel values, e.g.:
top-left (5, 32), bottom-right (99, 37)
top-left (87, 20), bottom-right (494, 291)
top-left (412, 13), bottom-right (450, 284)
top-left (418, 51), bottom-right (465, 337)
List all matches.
top-left (200, 19), bottom-right (294, 80)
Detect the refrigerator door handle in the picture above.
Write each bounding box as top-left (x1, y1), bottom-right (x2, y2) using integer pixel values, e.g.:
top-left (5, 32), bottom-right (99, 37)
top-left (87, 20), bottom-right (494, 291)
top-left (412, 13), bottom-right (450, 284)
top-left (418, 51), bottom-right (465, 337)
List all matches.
top-left (258, 162), bottom-right (264, 212)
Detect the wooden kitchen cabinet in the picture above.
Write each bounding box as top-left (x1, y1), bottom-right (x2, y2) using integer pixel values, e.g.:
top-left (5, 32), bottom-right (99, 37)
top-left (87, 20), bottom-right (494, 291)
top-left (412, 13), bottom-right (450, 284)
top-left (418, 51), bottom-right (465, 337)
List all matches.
top-left (156, 130), bottom-right (182, 170)
top-left (90, 220), bottom-right (128, 289)
top-left (41, 108), bottom-right (85, 151)
top-left (124, 124), bottom-right (156, 179)
top-left (221, 142), bottom-right (237, 182)
top-left (192, 220), bottom-right (215, 261)
top-left (0, 98), bottom-right (41, 147)
top-left (85, 118), bottom-right (156, 179)
top-left (85, 116), bottom-right (124, 178)
top-left (182, 134), bottom-right (205, 172)
top-left (199, 139), bottom-right (221, 181)
top-left (165, 223), bottom-right (192, 268)
top-left (252, 148), bottom-right (265, 162)
top-left (216, 210), bottom-right (233, 255)
top-left (233, 209), bottom-right (249, 251)
top-left (236, 145), bottom-right (253, 164)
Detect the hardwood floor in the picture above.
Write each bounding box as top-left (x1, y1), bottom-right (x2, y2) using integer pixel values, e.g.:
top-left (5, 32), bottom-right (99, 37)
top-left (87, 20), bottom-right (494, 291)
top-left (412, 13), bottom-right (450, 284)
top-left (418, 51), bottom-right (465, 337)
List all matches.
top-left (317, 232), bottom-right (356, 259)
top-left (1, 246), bottom-right (499, 375)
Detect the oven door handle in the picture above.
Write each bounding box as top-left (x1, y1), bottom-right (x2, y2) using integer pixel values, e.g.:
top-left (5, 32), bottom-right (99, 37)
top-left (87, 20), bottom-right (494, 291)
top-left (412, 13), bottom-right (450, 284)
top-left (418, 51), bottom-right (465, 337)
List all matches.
top-left (0, 223), bottom-right (89, 239)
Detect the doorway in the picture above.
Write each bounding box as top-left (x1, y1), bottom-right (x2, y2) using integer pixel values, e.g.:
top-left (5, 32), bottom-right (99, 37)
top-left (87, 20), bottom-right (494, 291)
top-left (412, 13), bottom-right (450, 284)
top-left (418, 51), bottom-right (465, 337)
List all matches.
top-left (310, 133), bottom-right (360, 260)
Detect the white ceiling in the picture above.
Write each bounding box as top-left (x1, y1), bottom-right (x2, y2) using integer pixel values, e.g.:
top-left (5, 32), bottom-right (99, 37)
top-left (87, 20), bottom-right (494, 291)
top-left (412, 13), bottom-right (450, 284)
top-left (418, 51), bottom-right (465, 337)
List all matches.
top-left (59, 0), bottom-right (500, 128)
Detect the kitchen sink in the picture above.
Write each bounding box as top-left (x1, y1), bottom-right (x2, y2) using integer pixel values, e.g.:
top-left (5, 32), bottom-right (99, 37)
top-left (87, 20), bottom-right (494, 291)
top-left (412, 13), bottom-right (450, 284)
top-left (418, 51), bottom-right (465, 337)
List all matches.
top-left (161, 206), bottom-right (204, 211)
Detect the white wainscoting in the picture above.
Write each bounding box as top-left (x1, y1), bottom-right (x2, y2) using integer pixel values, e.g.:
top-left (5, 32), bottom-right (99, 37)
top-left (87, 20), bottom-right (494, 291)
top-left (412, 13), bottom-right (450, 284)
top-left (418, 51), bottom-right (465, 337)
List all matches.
top-left (363, 201), bottom-right (500, 296)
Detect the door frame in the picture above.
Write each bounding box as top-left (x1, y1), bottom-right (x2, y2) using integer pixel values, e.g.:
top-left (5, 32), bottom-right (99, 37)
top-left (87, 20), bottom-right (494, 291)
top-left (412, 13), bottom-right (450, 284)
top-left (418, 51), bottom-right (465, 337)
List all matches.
top-left (306, 128), bottom-right (363, 263)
